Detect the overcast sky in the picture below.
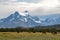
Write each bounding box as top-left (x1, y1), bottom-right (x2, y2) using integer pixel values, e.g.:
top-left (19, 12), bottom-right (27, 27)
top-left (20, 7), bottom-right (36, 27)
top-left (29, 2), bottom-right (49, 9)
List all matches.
top-left (0, 0), bottom-right (60, 18)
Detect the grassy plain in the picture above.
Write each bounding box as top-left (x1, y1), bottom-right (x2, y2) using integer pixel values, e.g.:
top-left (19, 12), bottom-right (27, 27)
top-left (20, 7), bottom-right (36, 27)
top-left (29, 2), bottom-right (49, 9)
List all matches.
top-left (0, 32), bottom-right (60, 40)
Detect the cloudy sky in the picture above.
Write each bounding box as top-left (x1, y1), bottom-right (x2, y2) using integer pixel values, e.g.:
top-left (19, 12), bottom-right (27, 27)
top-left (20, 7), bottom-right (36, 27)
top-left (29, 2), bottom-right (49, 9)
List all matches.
top-left (0, 0), bottom-right (60, 18)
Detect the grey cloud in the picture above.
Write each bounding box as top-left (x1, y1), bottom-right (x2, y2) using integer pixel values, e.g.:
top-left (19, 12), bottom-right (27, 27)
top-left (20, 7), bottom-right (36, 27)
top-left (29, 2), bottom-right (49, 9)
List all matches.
top-left (0, 0), bottom-right (42, 3)
top-left (18, 0), bottom-right (42, 3)
top-left (0, 0), bottom-right (7, 2)
top-left (31, 5), bottom-right (60, 16)
top-left (0, 0), bottom-right (60, 18)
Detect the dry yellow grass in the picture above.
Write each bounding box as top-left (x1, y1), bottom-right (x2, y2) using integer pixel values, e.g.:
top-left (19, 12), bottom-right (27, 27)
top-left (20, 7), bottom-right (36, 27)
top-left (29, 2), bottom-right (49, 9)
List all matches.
top-left (0, 32), bottom-right (60, 40)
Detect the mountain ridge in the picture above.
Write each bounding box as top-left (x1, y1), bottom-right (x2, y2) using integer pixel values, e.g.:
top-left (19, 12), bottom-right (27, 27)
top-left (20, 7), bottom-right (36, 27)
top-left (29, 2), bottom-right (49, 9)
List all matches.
top-left (0, 11), bottom-right (41, 28)
top-left (0, 11), bottom-right (60, 28)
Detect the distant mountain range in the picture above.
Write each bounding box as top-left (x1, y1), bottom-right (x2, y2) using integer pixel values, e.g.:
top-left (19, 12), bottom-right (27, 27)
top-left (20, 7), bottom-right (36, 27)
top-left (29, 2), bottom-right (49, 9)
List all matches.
top-left (0, 11), bottom-right (60, 28)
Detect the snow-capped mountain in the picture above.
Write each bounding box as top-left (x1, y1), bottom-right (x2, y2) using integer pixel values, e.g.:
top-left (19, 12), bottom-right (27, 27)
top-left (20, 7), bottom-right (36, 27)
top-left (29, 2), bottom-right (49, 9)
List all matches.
top-left (0, 11), bottom-right (60, 28)
top-left (38, 14), bottom-right (60, 26)
top-left (0, 11), bottom-right (41, 28)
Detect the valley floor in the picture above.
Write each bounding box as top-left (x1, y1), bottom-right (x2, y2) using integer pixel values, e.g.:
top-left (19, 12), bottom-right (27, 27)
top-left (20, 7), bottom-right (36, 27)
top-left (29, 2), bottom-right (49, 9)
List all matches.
top-left (0, 32), bottom-right (60, 40)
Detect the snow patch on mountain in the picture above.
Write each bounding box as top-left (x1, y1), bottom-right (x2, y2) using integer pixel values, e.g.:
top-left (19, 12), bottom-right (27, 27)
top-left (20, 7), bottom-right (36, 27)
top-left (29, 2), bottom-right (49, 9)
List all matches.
top-left (34, 20), bottom-right (41, 23)
top-left (17, 15), bottom-right (20, 18)
top-left (19, 12), bottom-right (28, 16)
top-left (24, 18), bottom-right (27, 22)
top-left (10, 18), bottom-right (14, 21)
top-left (19, 11), bottom-right (29, 16)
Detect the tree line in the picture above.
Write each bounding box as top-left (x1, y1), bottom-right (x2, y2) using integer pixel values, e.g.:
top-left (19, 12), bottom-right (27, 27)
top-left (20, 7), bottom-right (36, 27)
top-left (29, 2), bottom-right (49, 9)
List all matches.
top-left (0, 24), bottom-right (60, 34)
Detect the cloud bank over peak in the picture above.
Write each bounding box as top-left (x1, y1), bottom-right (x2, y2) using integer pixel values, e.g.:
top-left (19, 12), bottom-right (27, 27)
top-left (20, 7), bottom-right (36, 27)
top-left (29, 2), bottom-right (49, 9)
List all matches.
top-left (0, 0), bottom-right (60, 18)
